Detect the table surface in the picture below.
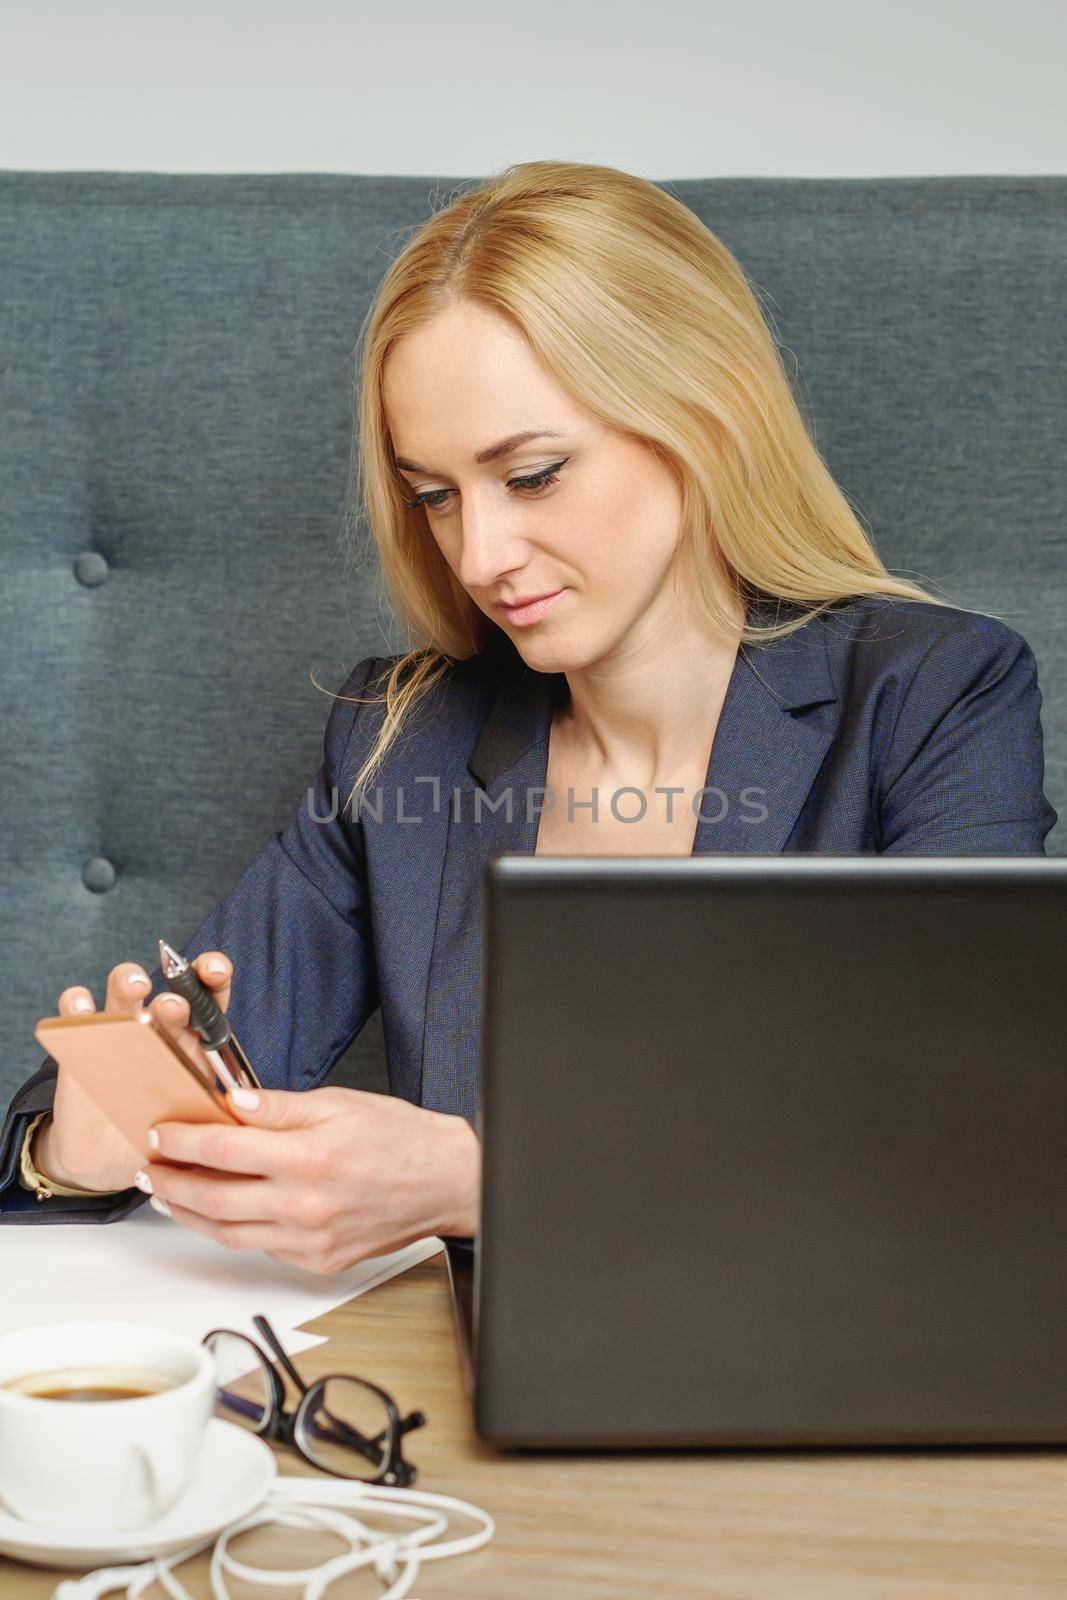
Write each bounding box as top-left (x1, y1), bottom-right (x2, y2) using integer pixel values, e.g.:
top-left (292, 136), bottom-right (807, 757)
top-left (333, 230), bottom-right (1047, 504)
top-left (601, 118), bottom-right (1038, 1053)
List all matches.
top-left (5, 1252), bottom-right (1067, 1598)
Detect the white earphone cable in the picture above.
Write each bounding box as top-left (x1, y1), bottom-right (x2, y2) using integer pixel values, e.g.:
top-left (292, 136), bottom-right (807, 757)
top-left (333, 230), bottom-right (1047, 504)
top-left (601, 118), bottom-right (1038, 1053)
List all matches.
top-left (50, 1477), bottom-right (495, 1600)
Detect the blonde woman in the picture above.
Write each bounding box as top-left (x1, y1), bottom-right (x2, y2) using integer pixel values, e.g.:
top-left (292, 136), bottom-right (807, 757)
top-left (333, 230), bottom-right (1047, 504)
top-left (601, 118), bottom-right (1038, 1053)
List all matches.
top-left (1, 161), bottom-right (1056, 1263)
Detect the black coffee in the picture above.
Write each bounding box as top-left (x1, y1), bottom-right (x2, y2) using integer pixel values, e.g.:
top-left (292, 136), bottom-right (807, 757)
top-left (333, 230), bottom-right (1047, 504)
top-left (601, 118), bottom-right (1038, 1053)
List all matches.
top-left (2, 1365), bottom-right (176, 1402)
top-left (28, 1383), bottom-right (162, 1402)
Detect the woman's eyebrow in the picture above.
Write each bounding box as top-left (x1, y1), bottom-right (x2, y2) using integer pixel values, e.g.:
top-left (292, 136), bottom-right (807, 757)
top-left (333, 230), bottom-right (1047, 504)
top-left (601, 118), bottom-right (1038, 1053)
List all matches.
top-left (394, 429), bottom-right (566, 474)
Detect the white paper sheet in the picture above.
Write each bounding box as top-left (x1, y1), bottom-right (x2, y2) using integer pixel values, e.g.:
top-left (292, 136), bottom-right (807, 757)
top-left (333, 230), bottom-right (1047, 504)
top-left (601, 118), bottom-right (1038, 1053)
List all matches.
top-left (0, 1208), bottom-right (442, 1368)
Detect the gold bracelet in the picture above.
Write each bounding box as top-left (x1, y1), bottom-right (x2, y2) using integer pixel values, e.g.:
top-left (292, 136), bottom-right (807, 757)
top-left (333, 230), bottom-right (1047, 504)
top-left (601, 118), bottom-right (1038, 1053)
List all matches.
top-left (19, 1112), bottom-right (57, 1200)
top-left (18, 1112), bottom-right (113, 1199)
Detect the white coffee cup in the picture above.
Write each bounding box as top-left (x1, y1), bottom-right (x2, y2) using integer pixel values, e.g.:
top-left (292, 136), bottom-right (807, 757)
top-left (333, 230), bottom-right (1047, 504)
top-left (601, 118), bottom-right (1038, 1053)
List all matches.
top-left (0, 1320), bottom-right (215, 1531)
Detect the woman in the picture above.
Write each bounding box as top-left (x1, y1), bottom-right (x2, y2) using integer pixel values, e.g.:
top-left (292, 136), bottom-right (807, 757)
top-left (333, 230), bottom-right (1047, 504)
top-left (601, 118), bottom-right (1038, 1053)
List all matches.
top-left (0, 160), bottom-right (1056, 1263)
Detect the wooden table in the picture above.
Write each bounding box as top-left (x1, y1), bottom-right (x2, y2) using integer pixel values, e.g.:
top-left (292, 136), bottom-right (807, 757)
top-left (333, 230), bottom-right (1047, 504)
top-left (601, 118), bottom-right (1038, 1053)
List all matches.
top-left (6, 1252), bottom-right (1067, 1597)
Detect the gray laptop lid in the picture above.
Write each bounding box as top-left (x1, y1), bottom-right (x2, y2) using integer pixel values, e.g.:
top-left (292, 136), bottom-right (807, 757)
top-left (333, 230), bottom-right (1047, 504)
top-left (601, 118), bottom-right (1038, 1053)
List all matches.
top-left (472, 856), bottom-right (1067, 1449)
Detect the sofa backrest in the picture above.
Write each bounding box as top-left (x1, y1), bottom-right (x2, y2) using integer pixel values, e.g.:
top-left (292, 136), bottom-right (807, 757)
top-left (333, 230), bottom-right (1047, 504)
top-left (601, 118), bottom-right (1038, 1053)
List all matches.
top-left (1, 172), bottom-right (1064, 1101)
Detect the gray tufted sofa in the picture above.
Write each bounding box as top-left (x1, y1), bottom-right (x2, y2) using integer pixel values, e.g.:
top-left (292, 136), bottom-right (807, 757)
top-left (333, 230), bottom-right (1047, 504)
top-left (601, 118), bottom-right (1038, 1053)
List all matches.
top-left (1, 172), bottom-right (1064, 1105)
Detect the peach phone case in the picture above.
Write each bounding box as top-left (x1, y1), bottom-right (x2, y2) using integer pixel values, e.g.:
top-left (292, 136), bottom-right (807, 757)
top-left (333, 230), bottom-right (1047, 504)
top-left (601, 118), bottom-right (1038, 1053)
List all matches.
top-left (34, 1010), bottom-right (239, 1162)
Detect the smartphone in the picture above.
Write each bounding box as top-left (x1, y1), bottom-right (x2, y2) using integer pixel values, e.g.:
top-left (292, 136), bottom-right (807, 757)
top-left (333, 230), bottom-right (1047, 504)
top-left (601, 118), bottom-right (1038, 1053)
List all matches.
top-left (34, 1010), bottom-right (239, 1162)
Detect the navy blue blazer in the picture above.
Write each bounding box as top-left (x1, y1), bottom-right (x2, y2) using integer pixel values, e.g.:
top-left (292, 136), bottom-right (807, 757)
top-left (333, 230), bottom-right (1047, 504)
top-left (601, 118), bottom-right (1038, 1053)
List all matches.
top-left (1, 594), bottom-right (1057, 1224)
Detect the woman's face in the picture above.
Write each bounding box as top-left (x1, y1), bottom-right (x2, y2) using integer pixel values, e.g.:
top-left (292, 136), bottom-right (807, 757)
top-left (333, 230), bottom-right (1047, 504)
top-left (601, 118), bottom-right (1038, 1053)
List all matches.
top-left (383, 299), bottom-right (695, 675)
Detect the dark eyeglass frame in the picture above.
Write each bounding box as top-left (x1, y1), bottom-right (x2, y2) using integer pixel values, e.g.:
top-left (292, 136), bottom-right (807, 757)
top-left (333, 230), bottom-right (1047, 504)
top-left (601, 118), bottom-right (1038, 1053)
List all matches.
top-left (202, 1312), bottom-right (426, 1487)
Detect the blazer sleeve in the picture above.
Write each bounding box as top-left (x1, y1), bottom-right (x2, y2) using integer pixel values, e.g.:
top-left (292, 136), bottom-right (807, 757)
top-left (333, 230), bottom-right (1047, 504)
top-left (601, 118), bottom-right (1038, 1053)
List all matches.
top-left (877, 614), bottom-right (1058, 855)
top-left (0, 655), bottom-right (385, 1225)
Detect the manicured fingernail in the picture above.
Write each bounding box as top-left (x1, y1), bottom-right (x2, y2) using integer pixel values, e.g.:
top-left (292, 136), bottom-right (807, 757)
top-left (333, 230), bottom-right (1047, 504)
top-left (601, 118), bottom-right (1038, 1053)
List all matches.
top-left (127, 975), bottom-right (150, 989)
top-left (230, 1088), bottom-right (260, 1110)
top-left (149, 1195), bottom-right (171, 1218)
top-left (207, 958), bottom-right (227, 975)
top-left (73, 997), bottom-right (92, 1012)
top-left (147, 1128), bottom-right (160, 1151)
top-left (134, 1169), bottom-right (153, 1194)
top-left (158, 993), bottom-right (183, 1007)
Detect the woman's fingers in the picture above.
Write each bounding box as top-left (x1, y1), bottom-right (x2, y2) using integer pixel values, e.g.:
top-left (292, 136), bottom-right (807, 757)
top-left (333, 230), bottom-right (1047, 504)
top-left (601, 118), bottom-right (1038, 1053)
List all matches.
top-left (57, 952), bottom-right (231, 1026)
top-left (57, 985), bottom-right (96, 1017)
top-left (151, 1118), bottom-right (280, 1175)
top-left (142, 1164), bottom-right (271, 1221)
top-left (103, 962), bottom-right (154, 1014)
top-left (154, 1198), bottom-right (338, 1272)
top-left (150, 991), bottom-right (190, 1038)
top-left (158, 1201), bottom-right (297, 1256)
top-left (58, 962), bottom-right (151, 1016)
top-left (193, 951), bottom-right (232, 1014)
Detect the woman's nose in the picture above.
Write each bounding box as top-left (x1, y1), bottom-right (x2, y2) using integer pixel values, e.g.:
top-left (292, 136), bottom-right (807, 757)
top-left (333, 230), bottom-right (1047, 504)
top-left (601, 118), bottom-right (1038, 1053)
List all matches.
top-left (455, 504), bottom-right (524, 591)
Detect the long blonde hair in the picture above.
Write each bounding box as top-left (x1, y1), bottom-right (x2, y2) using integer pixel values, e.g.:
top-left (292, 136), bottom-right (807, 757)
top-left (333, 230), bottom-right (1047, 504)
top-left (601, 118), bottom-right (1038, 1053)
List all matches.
top-left (337, 159), bottom-right (955, 797)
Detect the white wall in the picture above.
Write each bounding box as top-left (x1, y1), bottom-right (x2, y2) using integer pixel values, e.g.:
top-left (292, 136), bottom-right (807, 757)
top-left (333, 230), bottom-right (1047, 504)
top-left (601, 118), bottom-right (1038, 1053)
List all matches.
top-left (1, 0), bottom-right (1064, 178)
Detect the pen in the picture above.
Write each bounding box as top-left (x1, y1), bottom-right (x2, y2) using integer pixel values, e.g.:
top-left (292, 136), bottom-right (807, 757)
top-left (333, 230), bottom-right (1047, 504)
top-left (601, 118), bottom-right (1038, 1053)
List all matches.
top-left (157, 939), bottom-right (262, 1093)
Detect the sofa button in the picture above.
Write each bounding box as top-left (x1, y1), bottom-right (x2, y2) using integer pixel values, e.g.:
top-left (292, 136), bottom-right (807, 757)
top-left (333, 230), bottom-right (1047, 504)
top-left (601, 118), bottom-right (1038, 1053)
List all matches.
top-left (74, 551), bottom-right (109, 587)
top-left (82, 857), bottom-right (117, 894)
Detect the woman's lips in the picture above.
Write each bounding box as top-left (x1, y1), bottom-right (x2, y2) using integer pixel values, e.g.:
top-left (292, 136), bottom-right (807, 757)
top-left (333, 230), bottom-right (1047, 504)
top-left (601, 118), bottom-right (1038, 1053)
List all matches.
top-left (495, 589), bottom-right (567, 626)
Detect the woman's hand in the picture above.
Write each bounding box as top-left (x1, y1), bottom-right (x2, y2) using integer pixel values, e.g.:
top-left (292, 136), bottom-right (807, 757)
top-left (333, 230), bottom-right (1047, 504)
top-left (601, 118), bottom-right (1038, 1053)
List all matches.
top-left (139, 1086), bottom-right (481, 1274)
top-left (35, 953), bottom-right (234, 1193)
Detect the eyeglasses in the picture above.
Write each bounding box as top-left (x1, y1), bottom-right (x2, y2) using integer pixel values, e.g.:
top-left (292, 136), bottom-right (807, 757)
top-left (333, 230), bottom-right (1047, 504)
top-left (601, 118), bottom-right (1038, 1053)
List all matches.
top-left (201, 1313), bottom-right (426, 1487)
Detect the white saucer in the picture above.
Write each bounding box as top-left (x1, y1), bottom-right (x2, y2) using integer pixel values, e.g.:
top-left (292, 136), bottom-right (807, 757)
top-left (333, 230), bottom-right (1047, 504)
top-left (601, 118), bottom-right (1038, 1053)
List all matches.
top-left (0, 1418), bottom-right (276, 1570)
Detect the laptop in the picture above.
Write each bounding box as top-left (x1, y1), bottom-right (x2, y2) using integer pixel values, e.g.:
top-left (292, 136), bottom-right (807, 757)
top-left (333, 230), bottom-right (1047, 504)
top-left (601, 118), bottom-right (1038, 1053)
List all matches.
top-left (446, 854), bottom-right (1067, 1449)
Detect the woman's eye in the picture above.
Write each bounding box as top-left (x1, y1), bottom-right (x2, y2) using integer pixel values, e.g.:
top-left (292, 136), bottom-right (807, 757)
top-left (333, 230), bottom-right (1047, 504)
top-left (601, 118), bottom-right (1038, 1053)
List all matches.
top-left (403, 458), bottom-right (568, 513)
top-left (405, 487), bottom-right (452, 511)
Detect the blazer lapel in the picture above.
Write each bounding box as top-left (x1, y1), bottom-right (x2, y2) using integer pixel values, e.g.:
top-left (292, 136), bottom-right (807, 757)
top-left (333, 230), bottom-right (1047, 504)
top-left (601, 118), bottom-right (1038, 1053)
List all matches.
top-left (418, 602), bottom-right (838, 1113)
top-left (419, 659), bottom-right (557, 1113)
top-left (691, 608), bottom-right (838, 854)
